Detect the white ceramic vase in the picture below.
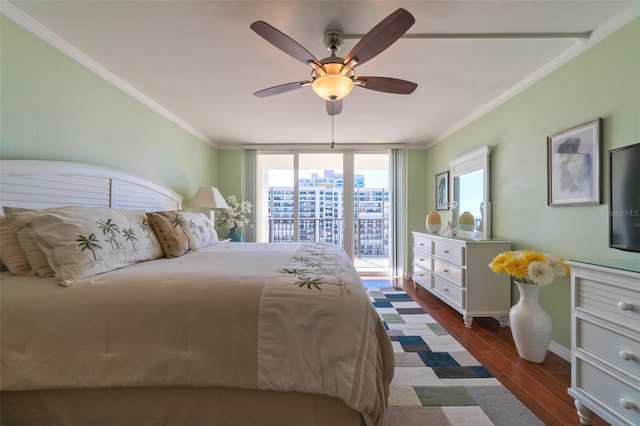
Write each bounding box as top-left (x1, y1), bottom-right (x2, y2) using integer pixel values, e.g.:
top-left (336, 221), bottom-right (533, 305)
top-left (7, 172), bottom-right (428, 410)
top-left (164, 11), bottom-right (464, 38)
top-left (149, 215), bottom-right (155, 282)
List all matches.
top-left (509, 281), bottom-right (552, 363)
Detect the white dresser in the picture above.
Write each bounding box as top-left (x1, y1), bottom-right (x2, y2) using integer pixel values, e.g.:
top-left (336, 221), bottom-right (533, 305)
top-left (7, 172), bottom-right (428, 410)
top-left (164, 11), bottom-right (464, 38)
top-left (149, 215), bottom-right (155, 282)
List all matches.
top-left (566, 260), bottom-right (640, 426)
top-left (412, 231), bottom-right (511, 328)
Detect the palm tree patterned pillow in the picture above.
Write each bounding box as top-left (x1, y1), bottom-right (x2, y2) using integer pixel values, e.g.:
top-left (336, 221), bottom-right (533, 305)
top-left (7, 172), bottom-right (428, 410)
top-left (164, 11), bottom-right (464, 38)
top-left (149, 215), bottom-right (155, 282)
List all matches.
top-left (11, 206), bottom-right (164, 283)
top-left (146, 211), bottom-right (196, 258)
top-left (183, 211), bottom-right (220, 249)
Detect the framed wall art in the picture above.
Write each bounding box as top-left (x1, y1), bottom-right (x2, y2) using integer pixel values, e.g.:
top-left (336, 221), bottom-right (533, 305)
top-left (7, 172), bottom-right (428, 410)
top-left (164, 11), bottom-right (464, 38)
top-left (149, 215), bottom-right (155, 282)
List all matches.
top-left (435, 171), bottom-right (449, 210)
top-left (547, 118), bottom-right (601, 206)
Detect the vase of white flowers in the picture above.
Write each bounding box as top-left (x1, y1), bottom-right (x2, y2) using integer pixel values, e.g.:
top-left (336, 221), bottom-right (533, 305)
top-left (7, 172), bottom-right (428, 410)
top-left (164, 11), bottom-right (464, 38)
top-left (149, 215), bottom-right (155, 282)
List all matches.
top-left (489, 250), bottom-right (570, 363)
top-left (217, 195), bottom-right (252, 242)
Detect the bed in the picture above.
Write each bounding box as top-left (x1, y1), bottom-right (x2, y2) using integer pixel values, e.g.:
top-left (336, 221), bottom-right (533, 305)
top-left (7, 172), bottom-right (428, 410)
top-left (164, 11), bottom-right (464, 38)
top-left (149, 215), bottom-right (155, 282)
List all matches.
top-left (0, 160), bottom-right (394, 426)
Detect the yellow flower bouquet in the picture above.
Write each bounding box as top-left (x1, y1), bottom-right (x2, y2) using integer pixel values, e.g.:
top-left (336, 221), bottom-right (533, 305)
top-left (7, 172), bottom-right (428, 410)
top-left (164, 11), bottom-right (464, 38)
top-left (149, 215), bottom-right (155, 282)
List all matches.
top-left (489, 250), bottom-right (570, 286)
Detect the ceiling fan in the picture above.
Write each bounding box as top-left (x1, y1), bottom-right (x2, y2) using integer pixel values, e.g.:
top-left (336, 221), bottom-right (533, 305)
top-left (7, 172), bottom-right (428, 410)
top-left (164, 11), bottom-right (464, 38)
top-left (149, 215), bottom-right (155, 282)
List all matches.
top-left (250, 8), bottom-right (418, 116)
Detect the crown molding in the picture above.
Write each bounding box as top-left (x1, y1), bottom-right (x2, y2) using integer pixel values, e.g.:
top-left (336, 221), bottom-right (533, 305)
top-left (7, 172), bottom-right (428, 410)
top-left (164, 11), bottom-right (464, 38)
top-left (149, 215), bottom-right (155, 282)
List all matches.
top-left (1, 1), bottom-right (215, 147)
top-left (426, 1), bottom-right (640, 149)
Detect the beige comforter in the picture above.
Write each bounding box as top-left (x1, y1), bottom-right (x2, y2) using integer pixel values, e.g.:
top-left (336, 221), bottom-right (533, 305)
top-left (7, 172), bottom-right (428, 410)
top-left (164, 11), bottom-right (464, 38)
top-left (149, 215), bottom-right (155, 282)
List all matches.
top-left (1, 242), bottom-right (394, 425)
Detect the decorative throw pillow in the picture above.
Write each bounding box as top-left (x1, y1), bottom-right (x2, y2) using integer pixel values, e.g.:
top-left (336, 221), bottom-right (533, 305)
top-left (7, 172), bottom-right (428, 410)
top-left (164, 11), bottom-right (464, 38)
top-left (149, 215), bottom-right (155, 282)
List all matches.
top-left (0, 214), bottom-right (33, 275)
top-left (183, 212), bottom-right (220, 249)
top-left (3, 207), bottom-right (54, 277)
top-left (146, 211), bottom-right (196, 258)
top-left (11, 206), bottom-right (164, 283)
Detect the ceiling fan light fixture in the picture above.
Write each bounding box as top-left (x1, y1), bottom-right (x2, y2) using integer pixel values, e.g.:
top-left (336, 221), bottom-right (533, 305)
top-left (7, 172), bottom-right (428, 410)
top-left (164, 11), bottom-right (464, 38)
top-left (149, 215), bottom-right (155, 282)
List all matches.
top-left (312, 74), bottom-right (354, 101)
top-left (251, 8), bottom-right (417, 112)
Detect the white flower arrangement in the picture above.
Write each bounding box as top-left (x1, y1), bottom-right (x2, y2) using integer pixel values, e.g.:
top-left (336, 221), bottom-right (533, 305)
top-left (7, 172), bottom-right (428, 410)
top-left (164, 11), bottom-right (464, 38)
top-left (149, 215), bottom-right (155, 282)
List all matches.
top-left (218, 195), bottom-right (252, 230)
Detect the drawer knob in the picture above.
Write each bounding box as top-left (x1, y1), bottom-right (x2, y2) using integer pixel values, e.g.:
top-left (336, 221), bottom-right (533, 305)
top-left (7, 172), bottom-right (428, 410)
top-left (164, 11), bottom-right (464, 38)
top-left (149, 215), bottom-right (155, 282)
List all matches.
top-left (619, 351), bottom-right (636, 361)
top-left (419, 258), bottom-right (425, 262)
top-left (617, 301), bottom-right (633, 311)
top-left (620, 399), bottom-right (635, 410)
top-left (444, 250), bottom-right (450, 254)
top-left (443, 269), bottom-right (449, 273)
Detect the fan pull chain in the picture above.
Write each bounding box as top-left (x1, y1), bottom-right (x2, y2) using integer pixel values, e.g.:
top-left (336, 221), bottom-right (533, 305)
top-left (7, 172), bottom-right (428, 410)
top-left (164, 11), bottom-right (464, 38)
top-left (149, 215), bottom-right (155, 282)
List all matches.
top-left (331, 115), bottom-right (335, 149)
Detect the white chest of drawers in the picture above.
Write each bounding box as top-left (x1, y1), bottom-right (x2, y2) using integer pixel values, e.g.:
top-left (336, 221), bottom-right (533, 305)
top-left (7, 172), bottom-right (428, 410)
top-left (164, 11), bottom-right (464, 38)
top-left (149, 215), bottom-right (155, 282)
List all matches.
top-left (566, 260), bottom-right (640, 426)
top-left (412, 231), bottom-right (511, 328)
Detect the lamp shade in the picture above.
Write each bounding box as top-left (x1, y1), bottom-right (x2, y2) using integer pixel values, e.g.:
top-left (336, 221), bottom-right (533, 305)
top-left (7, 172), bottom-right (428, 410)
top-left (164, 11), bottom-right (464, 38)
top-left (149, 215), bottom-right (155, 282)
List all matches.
top-left (189, 186), bottom-right (229, 209)
top-left (312, 74), bottom-right (354, 101)
top-left (311, 62), bottom-right (354, 101)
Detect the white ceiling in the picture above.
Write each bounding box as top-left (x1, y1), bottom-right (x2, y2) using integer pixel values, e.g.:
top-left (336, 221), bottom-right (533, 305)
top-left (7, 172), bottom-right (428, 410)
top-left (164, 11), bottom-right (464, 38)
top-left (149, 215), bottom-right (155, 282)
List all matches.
top-left (4, 0), bottom-right (638, 148)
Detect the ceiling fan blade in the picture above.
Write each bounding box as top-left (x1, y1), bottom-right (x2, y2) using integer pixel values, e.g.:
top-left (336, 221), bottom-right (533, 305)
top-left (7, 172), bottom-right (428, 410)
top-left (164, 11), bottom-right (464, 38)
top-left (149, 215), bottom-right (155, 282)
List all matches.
top-left (326, 99), bottom-right (343, 116)
top-left (254, 81), bottom-right (312, 98)
top-left (251, 21), bottom-right (321, 69)
top-left (344, 8), bottom-right (415, 68)
top-left (355, 76), bottom-right (417, 94)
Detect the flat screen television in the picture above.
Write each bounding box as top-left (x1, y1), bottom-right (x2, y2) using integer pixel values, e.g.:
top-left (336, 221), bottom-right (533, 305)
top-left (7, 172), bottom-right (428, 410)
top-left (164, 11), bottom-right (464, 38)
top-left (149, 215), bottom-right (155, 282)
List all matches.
top-left (609, 142), bottom-right (640, 252)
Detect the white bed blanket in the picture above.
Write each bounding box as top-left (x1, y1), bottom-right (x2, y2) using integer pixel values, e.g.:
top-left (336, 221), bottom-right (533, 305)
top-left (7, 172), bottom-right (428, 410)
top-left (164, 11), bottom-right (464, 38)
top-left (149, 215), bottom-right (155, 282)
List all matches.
top-left (1, 242), bottom-right (394, 425)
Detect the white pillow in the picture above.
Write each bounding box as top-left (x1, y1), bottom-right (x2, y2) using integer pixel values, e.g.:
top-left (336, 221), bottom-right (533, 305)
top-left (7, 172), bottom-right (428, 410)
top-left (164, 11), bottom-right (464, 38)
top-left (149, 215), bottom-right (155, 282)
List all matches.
top-left (184, 212), bottom-right (220, 249)
top-left (0, 214), bottom-right (33, 275)
top-left (11, 206), bottom-right (165, 283)
top-left (3, 207), bottom-right (53, 277)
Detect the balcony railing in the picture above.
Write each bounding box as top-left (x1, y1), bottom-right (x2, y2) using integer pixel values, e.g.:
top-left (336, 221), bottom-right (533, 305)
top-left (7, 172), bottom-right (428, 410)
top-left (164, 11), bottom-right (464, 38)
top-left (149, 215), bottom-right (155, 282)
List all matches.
top-left (268, 218), bottom-right (389, 258)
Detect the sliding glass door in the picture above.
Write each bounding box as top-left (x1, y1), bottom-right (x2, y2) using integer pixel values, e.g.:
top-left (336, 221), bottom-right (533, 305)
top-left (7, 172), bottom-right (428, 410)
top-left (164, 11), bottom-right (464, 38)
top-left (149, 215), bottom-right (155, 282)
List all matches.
top-left (298, 153), bottom-right (346, 246)
top-left (353, 153), bottom-right (390, 275)
top-left (255, 154), bottom-right (294, 243)
top-left (256, 150), bottom-right (391, 275)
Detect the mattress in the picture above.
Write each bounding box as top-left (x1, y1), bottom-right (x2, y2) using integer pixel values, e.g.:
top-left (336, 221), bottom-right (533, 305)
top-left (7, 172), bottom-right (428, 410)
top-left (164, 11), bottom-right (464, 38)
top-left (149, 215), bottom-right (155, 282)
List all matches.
top-left (1, 242), bottom-right (394, 425)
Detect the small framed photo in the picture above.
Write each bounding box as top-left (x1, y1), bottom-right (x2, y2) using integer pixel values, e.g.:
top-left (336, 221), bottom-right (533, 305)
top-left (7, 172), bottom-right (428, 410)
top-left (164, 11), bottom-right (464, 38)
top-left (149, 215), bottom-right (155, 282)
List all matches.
top-left (547, 118), bottom-right (601, 206)
top-left (435, 171), bottom-right (449, 210)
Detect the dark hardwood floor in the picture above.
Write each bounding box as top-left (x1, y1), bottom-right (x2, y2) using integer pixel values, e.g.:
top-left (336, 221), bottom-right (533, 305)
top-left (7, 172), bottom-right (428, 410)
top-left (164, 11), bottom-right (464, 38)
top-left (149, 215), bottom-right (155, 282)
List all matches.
top-left (371, 276), bottom-right (610, 426)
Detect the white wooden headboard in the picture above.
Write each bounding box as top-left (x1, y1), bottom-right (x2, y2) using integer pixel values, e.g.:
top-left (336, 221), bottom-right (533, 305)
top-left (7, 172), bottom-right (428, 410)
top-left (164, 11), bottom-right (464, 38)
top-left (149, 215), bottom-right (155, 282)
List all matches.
top-left (0, 160), bottom-right (183, 211)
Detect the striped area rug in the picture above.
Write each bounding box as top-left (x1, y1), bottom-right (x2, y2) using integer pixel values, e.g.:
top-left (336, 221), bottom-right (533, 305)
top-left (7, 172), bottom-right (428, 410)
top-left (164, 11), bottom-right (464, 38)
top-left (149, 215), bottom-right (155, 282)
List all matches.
top-left (362, 279), bottom-right (542, 426)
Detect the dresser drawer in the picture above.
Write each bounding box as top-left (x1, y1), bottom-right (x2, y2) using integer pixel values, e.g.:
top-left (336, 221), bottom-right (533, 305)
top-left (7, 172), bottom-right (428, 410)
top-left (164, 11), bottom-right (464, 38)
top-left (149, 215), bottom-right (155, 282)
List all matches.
top-left (413, 264), bottom-right (432, 289)
top-left (575, 359), bottom-right (640, 425)
top-left (413, 250), bottom-right (432, 271)
top-left (433, 275), bottom-right (464, 309)
top-left (414, 234), bottom-right (432, 255)
top-left (433, 240), bottom-right (464, 266)
top-left (578, 319), bottom-right (640, 379)
top-left (577, 279), bottom-right (640, 329)
top-left (433, 258), bottom-right (464, 286)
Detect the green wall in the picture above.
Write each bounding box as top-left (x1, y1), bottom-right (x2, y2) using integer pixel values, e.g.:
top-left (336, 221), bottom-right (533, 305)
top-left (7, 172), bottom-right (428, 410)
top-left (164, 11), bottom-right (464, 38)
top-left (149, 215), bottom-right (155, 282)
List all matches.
top-left (217, 150), bottom-right (243, 200)
top-left (0, 16), bottom-right (219, 200)
top-left (423, 19), bottom-right (640, 350)
top-left (406, 149), bottom-right (428, 273)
